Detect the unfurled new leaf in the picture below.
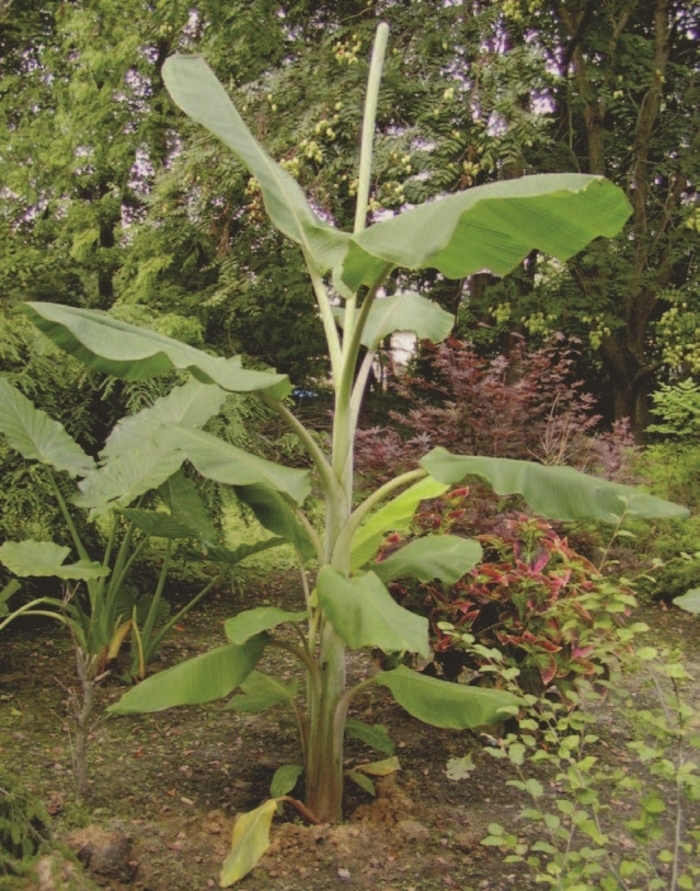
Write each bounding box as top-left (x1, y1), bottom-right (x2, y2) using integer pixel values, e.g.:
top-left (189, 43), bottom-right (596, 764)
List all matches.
top-left (162, 55), bottom-right (349, 276)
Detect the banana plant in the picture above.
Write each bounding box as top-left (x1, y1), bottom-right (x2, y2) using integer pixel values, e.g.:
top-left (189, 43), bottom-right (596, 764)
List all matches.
top-left (17, 24), bottom-right (688, 883)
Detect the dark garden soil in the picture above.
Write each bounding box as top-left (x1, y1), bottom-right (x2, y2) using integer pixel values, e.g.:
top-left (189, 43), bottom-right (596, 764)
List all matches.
top-left (1, 574), bottom-right (699, 891)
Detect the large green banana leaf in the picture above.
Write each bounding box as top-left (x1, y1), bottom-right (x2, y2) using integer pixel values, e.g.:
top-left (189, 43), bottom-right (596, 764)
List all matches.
top-left (421, 447), bottom-right (688, 522)
top-left (340, 174), bottom-right (632, 290)
top-left (109, 634), bottom-right (268, 714)
top-left (376, 665), bottom-right (521, 730)
top-left (162, 55), bottom-right (349, 276)
top-left (317, 567), bottom-right (429, 657)
top-left (18, 303), bottom-right (290, 400)
top-left (224, 607), bottom-right (308, 645)
top-left (0, 377), bottom-right (95, 477)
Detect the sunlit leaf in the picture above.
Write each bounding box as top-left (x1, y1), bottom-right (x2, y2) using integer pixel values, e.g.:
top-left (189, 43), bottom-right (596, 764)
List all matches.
top-left (376, 665), bottom-right (521, 729)
top-left (220, 799), bottom-right (278, 887)
top-left (317, 568), bottom-right (429, 657)
top-left (353, 756), bottom-right (401, 777)
top-left (0, 377), bottom-right (95, 477)
top-left (351, 476), bottom-right (449, 570)
top-left (446, 753), bottom-right (477, 780)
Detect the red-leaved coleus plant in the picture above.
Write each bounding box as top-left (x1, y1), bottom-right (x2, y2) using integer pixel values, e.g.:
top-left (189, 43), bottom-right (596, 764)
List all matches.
top-left (383, 493), bottom-right (636, 699)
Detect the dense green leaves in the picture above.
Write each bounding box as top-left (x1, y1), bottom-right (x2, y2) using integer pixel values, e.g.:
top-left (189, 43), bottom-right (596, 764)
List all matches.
top-left (109, 635), bottom-right (268, 714)
top-left (420, 448), bottom-right (689, 522)
top-left (376, 665), bottom-right (521, 730)
top-left (317, 567), bottom-right (429, 657)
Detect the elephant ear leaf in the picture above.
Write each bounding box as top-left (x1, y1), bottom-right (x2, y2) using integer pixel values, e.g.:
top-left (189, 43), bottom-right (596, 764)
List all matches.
top-left (341, 174), bottom-right (632, 290)
top-left (0, 378), bottom-right (95, 477)
top-left (162, 54), bottom-right (348, 275)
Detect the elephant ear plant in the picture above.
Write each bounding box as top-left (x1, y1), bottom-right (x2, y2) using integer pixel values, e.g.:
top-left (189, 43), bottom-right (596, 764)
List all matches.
top-left (18, 24), bottom-right (687, 885)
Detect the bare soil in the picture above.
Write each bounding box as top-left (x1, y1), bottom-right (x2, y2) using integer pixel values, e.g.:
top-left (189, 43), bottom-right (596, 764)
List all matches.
top-left (1, 576), bottom-right (699, 891)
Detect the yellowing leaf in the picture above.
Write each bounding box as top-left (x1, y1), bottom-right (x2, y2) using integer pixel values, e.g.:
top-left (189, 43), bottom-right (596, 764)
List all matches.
top-left (220, 799), bottom-right (278, 887)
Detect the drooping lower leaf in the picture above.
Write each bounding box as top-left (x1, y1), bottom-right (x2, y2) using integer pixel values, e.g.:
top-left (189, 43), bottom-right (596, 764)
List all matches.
top-left (224, 607), bottom-right (308, 645)
top-left (160, 470), bottom-right (219, 548)
top-left (420, 447), bottom-right (689, 522)
top-left (0, 540), bottom-right (108, 580)
top-left (376, 665), bottom-right (521, 730)
top-left (371, 534), bottom-right (482, 585)
top-left (0, 377), bottom-right (95, 477)
top-left (109, 635), bottom-right (268, 714)
top-left (220, 799), bottom-right (278, 887)
top-left (20, 302), bottom-right (290, 400)
top-left (317, 567), bottom-right (429, 657)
